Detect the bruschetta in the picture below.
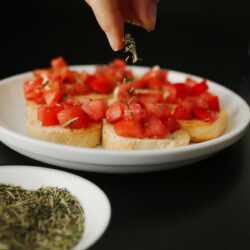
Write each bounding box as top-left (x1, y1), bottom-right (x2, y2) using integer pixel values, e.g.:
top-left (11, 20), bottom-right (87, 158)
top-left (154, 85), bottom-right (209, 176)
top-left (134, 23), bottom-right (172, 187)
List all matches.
top-left (103, 100), bottom-right (190, 150)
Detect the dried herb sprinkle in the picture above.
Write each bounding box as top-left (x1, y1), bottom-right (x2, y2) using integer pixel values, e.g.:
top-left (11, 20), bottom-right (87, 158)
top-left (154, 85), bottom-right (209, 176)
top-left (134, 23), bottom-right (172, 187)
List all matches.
top-left (0, 184), bottom-right (84, 250)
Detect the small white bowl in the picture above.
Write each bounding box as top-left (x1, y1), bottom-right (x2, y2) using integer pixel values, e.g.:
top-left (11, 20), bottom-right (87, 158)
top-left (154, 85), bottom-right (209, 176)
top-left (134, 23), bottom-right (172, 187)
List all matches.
top-left (0, 165), bottom-right (111, 250)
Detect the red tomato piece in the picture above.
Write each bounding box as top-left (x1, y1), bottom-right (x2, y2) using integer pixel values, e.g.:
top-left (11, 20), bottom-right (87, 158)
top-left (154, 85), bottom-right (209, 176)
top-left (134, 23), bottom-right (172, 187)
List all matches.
top-left (138, 93), bottom-right (164, 106)
top-left (67, 82), bottom-right (90, 96)
top-left (51, 57), bottom-right (68, 70)
top-left (143, 116), bottom-right (170, 139)
top-left (207, 95), bottom-right (220, 112)
top-left (106, 101), bottom-right (125, 123)
top-left (145, 103), bottom-right (171, 119)
top-left (113, 58), bottom-right (126, 69)
top-left (86, 74), bottom-right (112, 94)
top-left (174, 83), bottom-right (188, 98)
top-left (147, 78), bottom-right (162, 90)
top-left (113, 119), bottom-right (144, 138)
top-left (174, 102), bottom-right (193, 120)
top-left (162, 116), bottom-right (180, 132)
top-left (88, 99), bottom-right (107, 121)
top-left (124, 104), bottom-right (142, 121)
top-left (62, 71), bottom-right (79, 84)
top-left (185, 77), bottom-right (198, 90)
top-left (57, 106), bottom-right (89, 129)
top-left (190, 80), bottom-right (209, 96)
top-left (23, 78), bottom-right (46, 104)
top-left (193, 107), bottom-right (217, 121)
top-left (43, 80), bottom-right (65, 105)
top-left (38, 105), bottom-right (63, 126)
top-left (163, 83), bottom-right (178, 104)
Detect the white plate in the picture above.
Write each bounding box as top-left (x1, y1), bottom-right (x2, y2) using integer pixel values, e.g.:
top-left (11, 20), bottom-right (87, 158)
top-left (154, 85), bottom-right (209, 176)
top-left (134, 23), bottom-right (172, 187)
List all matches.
top-left (0, 66), bottom-right (249, 173)
top-left (0, 165), bottom-right (111, 250)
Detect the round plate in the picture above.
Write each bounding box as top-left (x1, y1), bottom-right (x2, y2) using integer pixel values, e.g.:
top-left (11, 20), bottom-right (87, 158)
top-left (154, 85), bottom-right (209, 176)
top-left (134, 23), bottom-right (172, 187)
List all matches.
top-left (0, 66), bottom-right (249, 173)
top-left (0, 165), bottom-right (111, 250)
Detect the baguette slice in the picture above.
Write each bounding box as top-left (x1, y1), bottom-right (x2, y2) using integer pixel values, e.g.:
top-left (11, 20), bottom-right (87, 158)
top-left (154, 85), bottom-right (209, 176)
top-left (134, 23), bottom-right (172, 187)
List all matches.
top-left (27, 119), bottom-right (102, 147)
top-left (178, 108), bottom-right (228, 142)
top-left (102, 123), bottom-right (190, 150)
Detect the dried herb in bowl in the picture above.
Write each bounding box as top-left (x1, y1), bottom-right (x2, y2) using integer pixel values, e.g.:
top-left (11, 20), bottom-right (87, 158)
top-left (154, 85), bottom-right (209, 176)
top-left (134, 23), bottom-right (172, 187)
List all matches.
top-left (0, 184), bottom-right (84, 250)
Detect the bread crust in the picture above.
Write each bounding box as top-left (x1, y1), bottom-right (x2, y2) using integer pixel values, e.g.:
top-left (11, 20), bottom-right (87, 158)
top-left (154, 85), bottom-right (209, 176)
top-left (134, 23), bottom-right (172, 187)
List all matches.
top-left (27, 119), bottom-right (102, 147)
top-left (102, 123), bottom-right (190, 150)
top-left (178, 108), bottom-right (228, 142)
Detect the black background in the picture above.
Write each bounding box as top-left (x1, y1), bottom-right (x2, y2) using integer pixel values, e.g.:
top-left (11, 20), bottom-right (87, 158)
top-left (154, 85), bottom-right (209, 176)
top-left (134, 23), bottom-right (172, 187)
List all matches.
top-left (1, 1), bottom-right (250, 249)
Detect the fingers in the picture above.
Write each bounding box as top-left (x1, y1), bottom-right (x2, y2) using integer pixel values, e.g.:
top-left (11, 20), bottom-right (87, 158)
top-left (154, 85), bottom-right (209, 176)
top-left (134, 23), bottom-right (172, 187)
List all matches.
top-left (131, 0), bottom-right (159, 31)
top-left (85, 0), bottom-right (124, 51)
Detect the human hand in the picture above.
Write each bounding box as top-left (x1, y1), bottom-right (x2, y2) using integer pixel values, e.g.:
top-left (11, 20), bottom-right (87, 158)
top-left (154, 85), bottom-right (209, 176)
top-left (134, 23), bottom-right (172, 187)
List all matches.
top-left (85, 0), bottom-right (159, 51)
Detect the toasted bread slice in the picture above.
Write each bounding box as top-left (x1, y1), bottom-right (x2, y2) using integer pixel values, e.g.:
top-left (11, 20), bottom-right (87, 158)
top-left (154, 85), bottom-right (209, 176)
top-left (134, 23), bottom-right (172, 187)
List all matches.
top-left (102, 123), bottom-right (190, 150)
top-left (25, 100), bottom-right (39, 120)
top-left (178, 108), bottom-right (227, 142)
top-left (27, 119), bottom-right (102, 147)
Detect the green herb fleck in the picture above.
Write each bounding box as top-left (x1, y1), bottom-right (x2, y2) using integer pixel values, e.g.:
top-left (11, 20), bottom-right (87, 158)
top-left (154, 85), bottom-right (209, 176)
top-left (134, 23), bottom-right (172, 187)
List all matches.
top-left (105, 105), bottom-right (108, 110)
top-left (127, 96), bottom-right (136, 107)
top-left (62, 117), bottom-right (79, 131)
top-left (144, 123), bottom-right (149, 127)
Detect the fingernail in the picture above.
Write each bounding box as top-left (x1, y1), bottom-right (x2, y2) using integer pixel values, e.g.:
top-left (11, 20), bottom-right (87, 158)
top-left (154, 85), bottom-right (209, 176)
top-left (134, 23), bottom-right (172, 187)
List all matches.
top-left (147, 3), bottom-right (157, 31)
top-left (106, 32), bottom-right (119, 51)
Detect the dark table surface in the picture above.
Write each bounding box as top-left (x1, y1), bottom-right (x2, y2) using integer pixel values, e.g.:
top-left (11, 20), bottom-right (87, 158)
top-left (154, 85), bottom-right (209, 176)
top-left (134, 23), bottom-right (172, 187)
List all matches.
top-left (1, 1), bottom-right (250, 249)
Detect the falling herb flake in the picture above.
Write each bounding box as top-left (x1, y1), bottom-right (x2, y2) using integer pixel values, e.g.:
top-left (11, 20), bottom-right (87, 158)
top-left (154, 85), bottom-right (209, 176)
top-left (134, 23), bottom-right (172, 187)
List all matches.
top-left (127, 96), bottom-right (136, 108)
top-left (124, 33), bottom-right (138, 64)
top-left (0, 184), bottom-right (84, 250)
top-left (144, 123), bottom-right (149, 127)
top-left (62, 117), bottom-right (79, 130)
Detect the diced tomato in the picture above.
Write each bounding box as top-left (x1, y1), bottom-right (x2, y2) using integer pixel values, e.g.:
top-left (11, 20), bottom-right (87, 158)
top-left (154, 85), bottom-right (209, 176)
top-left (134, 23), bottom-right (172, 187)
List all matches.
top-left (190, 79), bottom-right (208, 96)
top-left (138, 93), bottom-right (164, 106)
top-left (62, 71), bottom-right (79, 84)
top-left (185, 77), bottom-right (198, 89)
top-left (174, 101), bottom-right (193, 120)
top-left (124, 70), bottom-right (134, 80)
top-left (207, 95), bottom-right (220, 112)
top-left (163, 83), bottom-right (178, 104)
top-left (183, 96), bottom-right (208, 109)
top-left (162, 116), bottom-right (180, 132)
top-left (23, 78), bottom-right (46, 104)
top-left (67, 82), bottom-right (90, 96)
top-left (88, 99), bottom-right (107, 121)
top-left (57, 106), bottom-right (89, 129)
top-left (145, 103), bottom-right (171, 119)
top-left (174, 83), bottom-right (188, 98)
top-left (86, 74), bottom-right (112, 94)
top-left (106, 101), bottom-right (124, 123)
top-left (137, 69), bottom-right (167, 89)
top-left (118, 82), bottom-right (136, 102)
top-left (143, 116), bottom-right (170, 139)
top-left (113, 119), bottom-right (144, 138)
top-left (147, 78), bottom-right (163, 90)
top-left (37, 105), bottom-right (63, 126)
top-left (193, 107), bottom-right (217, 121)
top-left (43, 80), bottom-right (65, 105)
top-left (124, 104), bottom-right (142, 121)
top-left (51, 57), bottom-right (68, 70)
top-left (80, 71), bottom-right (88, 82)
top-left (113, 58), bottom-right (126, 69)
